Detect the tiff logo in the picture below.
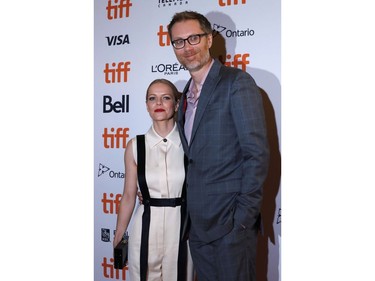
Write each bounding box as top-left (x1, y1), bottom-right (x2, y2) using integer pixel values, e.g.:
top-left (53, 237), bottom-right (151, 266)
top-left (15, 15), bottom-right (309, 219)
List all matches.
top-left (106, 0), bottom-right (133, 20)
top-left (224, 53), bottom-right (250, 71)
top-left (104, 62), bottom-right (131, 84)
top-left (102, 257), bottom-right (128, 280)
top-left (219, 0), bottom-right (246, 6)
top-left (157, 25), bottom-right (170, 47)
top-left (102, 192), bottom-right (122, 214)
top-left (102, 127), bottom-right (129, 149)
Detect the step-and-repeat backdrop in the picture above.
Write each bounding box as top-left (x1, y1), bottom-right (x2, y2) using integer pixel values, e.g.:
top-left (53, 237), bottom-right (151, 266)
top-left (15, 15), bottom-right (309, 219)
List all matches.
top-left (94, 1), bottom-right (281, 280)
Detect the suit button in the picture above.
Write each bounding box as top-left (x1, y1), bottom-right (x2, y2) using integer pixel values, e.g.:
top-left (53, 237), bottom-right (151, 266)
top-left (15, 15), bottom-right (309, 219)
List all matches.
top-left (189, 159), bottom-right (193, 164)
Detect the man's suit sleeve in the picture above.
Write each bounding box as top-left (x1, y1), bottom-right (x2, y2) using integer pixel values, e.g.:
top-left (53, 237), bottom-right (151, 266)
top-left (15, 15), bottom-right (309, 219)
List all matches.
top-left (231, 71), bottom-right (270, 229)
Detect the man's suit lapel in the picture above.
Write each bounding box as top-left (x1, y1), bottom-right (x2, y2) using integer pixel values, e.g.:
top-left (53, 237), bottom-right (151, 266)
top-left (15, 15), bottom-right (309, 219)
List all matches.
top-left (178, 79), bottom-right (191, 152)
top-left (189, 60), bottom-right (222, 146)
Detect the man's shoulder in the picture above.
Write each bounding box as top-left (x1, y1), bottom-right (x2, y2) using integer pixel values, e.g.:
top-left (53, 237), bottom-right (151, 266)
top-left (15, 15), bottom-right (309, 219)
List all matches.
top-left (212, 59), bottom-right (245, 74)
top-left (215, 61), bottom-right (251, 81)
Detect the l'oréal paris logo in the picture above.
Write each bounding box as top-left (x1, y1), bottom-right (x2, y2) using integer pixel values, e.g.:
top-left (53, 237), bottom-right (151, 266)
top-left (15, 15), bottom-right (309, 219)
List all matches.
top-left (151, 62), bottom-right (187, 75)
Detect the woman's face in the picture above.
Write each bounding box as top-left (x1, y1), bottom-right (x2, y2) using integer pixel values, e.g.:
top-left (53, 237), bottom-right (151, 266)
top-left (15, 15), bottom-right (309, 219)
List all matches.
top-left (146, 82), bottom-right (178, 122)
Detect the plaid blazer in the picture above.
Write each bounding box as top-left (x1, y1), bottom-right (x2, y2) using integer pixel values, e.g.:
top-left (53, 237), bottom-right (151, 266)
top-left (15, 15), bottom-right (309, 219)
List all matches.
top-left (177, 59), bottom-right (270, 243)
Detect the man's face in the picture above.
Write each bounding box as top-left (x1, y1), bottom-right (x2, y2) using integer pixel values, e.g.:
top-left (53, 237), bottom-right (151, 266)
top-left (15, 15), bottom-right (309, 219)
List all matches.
top-left (170, 19), bottom-right (212, 73)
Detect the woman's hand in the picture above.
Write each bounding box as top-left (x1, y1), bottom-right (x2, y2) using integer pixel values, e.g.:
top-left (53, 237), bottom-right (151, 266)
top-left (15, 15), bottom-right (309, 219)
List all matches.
top-left (137, 191), bottom-right (143, 204)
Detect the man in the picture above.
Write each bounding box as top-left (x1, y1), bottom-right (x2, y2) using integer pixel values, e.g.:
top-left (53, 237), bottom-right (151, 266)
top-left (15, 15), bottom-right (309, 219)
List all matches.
top-left (168, 11), bottom-right (270, 281)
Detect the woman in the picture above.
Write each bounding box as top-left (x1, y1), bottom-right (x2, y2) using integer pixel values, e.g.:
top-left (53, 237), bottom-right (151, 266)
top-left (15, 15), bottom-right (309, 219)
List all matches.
top-left (114, 79), bottom-right (194, 281)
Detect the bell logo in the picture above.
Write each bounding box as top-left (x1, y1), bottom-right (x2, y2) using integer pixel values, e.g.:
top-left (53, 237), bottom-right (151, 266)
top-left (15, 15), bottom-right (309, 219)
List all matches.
top-left (103, 95), bottom-right (130, 113)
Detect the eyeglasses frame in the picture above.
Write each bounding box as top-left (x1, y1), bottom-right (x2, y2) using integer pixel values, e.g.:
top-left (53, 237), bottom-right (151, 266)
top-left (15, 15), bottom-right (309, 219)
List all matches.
top-left (171, 33), bottom-right (209, 49)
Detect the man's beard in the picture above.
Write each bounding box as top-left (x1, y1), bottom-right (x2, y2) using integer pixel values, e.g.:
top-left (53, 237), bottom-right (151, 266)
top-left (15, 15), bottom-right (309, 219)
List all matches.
top-left (181, 51), bottom-right (211, 73)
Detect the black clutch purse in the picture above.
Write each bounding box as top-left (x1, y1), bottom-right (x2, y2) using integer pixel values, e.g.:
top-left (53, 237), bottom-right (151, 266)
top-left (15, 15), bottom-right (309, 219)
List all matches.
top-left (114, 234), bottom-right (129, 269)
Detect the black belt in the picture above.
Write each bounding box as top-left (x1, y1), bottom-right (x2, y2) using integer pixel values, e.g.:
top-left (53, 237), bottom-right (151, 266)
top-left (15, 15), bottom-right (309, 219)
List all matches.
top-left (136, 135), bottom-right (188, 281)
top-left (145, 197), bottom-right (184, 207)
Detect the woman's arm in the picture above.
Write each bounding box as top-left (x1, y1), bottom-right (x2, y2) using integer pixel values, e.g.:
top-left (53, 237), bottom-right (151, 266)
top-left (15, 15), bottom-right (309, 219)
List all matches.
top-left (113, 139), bottom-right (138, 247)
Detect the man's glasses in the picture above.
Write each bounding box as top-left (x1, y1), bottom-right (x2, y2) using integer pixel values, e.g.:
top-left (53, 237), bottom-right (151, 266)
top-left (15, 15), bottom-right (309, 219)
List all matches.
top-left (171, 33), bottom-right (208, 49)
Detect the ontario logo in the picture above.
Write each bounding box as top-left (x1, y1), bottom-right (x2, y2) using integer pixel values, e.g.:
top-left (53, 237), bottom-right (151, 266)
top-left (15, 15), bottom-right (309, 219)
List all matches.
top-left (213, 23), bottom-right (255, 38)
top-left (98, 163), bottom-right (124, 179)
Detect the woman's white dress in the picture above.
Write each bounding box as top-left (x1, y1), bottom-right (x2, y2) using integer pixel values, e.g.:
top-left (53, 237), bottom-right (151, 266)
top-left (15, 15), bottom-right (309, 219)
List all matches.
top-left (127, 124), bottom-right (194, 281)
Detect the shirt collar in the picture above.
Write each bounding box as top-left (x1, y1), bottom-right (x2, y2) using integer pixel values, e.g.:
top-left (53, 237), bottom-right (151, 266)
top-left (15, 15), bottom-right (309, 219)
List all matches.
top-left (187, 59), bottom-right (214, 99)
top-left (146, 123), bottom-right (181, 148)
